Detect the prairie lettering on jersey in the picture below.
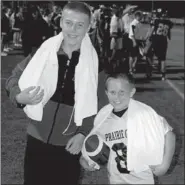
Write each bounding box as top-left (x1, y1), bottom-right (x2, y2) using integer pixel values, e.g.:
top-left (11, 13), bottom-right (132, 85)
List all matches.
top-left (105, 129), bottom-right (127, 142)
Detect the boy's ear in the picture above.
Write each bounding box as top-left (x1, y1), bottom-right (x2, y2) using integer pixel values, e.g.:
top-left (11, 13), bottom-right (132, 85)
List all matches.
top-left (130, 87), bottom-right (136, 98)
top-left (87, 24), bottom-right (91, 33)
top-left (60, 17), bottom-right (63, 29)
top-left (105, 90), bottom-right (108, 97)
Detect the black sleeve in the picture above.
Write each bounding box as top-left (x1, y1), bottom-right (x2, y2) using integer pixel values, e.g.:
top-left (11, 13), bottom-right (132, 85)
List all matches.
top-left (5, 54), bottom-right (32, 108)
top-left (75, 115), bottom-right (96, 136)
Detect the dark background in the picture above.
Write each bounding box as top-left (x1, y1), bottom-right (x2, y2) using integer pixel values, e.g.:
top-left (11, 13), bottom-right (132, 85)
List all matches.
top-left (2, 1), bottom-right (185, 18)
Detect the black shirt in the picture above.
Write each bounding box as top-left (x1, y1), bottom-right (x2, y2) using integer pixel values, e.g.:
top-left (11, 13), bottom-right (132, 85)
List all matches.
top-left (50, 50), bottom-right (80, 106)
top-left (112, 108), bottom-right (128, 117)
top-left (2, 14), bottom-right (10, 33)
top-left (152, 18), bottom-right (173, 39)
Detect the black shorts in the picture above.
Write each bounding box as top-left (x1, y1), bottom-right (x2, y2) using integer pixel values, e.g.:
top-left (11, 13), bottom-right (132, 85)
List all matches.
top-left (152, 35), bottom-right (168, 61)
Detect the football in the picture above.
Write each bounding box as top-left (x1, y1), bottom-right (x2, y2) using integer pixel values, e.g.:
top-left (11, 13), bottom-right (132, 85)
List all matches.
top-left (85, 134), bottom-right (110, 166)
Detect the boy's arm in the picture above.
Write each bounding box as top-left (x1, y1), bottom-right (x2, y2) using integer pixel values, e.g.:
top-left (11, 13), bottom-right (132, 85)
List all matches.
top-left (75, 97), bottom-right (105, 136)
top-left (151, 118), bottom-right (176, 176)
top-left (162, 130), bottom-right (176, 168)
top-left (5, 54), bottom-right (33, 107)
top-left (76, 115), bottom-right (96, 137)
top-left (122, 5), bottom-right (137, 17)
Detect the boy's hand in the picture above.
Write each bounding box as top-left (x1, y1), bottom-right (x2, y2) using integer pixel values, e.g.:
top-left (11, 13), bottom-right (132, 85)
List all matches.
top-left (80, 156), bottom-right (97, 171)
top-left (66, 133), bottom-right (85, 155)
top-left (16, 86), bottom-right (44, 105)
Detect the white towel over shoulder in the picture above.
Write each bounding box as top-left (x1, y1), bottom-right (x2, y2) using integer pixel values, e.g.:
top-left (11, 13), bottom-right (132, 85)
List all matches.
top-left (18, 32), bottom-right (98, 126)
top-left (82, 99), bottom-right (165, 172)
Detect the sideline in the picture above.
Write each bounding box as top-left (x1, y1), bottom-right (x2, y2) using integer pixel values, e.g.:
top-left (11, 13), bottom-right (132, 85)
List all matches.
top-left (166, 79), bottom-right (184, 101)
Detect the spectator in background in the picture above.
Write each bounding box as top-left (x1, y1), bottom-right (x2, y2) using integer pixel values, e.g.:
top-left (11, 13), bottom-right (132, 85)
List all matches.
top-left (50, 5), bottom-right (59, 35)
top-left (122, 4), bottom-right (137, 35)
top-left (42, 8), bottom-right (55, 41)
top-left (1, 6), bottom-right (12, 56)
top-left (121, 4), bottom-right (138, 60)
top-left (21, 6), bottom-right (47, 56)
top-left (109, 8), bottom-right (124, 65)
top-left (52, 6), bottom-right (62, 34)
top-left (145, 11), bottom-right (173, 80)
top-left (11, 7), bottom-right (24, 47)
top-left (98, 6), bottom-right (111, 60)
top-left (128, 11), bottom-right (143, 75)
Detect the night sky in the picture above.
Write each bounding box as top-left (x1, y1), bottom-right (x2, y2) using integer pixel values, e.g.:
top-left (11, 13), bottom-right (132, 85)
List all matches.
top-left (2, 1), bottom-right (185, 18)
top-left (85, 1), bottom-right (185, 18)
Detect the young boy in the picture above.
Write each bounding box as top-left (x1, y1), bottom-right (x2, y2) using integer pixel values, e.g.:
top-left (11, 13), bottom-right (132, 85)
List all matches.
top-left (128, 11), bottom-right (143, 75)
top-left (80, 73), bottom-right (176, 184)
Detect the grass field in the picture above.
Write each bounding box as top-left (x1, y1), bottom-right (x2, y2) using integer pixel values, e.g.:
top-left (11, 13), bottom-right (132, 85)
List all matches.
top-left (1, 24), bottom-right (184, 184)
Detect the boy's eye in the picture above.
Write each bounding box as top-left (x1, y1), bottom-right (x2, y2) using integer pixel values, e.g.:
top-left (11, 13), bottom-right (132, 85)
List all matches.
top-left (110, 91), bottom-right (116, 95)
top-left (77, 24), bottom-right (84, 28)
top-left (66, 21), bottom-right (71, 25)
top-left (119, 91), bottom-right (125, 95)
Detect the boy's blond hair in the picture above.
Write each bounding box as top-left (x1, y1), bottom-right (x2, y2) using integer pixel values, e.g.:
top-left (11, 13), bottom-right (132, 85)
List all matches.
top-left (105, 73), bottom-right (135, 90)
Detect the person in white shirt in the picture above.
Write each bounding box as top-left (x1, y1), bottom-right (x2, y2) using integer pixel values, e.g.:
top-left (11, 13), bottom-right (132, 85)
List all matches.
top-left (109, 6), bottom-right (133, 65)
top-left (128, 11), bottom-right (143, 75)
top-left (122, 4), bottom-right (137, 34)
top-left (109, 8), bottom-right (123, 62)
top-left (80, 72), bottom-right (176, 184)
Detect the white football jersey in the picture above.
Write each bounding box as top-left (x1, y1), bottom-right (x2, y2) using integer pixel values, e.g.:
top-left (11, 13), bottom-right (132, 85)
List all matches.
top-left (95, 110), bottom-right (172, 184)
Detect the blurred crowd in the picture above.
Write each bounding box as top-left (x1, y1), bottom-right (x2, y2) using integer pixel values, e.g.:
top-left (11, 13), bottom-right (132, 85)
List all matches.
top-left (1, 2), bottom-right (173, 80)
top-left (1, 3), bottom-right (143, 59)
top-left (1, 3), bottom-right (62, 57)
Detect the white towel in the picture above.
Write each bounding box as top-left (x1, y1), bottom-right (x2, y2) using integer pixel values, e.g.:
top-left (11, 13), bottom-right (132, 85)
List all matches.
top-left (18, 32), bottom-right (98, 126)
top-left (82, 98), bottom-right (165, 172)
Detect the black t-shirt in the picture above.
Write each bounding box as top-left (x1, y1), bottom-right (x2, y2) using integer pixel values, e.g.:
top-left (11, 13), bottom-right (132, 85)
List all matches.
top-left (1, 14), bottom-right (10, 33)
top-left (50, 50), bottom-right (80, 106)
top-left (112, 108), bottom-right (128, 117)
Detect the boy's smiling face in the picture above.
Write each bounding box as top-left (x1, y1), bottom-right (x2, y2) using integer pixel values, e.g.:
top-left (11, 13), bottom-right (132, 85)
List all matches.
top-left (60, 9), bottom-right (90, 47)
top-left (106, 78), bottom-right (136, 112)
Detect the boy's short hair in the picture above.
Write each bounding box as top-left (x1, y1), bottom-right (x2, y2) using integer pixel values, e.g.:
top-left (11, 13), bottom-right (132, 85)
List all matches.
top-left (62, 1), bottom-right (91, 20)
top-left (134, 11), bottom-right (143, 18)
top-left (105, 73), bottom-right (135, 90)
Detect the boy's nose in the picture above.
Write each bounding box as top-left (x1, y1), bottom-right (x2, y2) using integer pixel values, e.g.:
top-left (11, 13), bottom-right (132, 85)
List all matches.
top-left (71, 24), bottom-right (77, 32)
top-left (114, 94), bottom-right (120, 101)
